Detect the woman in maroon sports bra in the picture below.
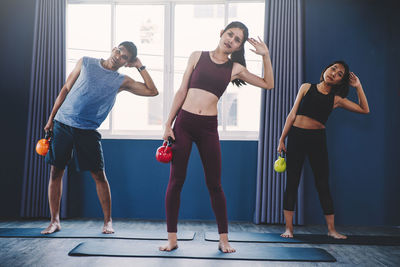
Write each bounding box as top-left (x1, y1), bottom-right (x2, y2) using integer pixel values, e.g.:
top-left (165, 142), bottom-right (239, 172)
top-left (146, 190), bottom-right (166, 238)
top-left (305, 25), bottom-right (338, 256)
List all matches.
top-left (278, 61), bottom-right (370, 240)
top-left (159, 21), bottom-right (274, 253)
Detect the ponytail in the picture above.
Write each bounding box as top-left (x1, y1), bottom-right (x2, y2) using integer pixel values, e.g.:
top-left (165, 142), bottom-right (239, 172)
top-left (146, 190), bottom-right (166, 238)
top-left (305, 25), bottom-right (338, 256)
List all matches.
top-left (231, 47), bottom-right (247, 87)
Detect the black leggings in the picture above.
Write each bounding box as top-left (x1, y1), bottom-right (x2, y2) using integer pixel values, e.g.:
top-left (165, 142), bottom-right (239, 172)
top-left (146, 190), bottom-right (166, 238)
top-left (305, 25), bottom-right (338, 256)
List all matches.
top-left (283, 126), bottom-right (334, 215)
top-left (165, 109), bottom-right (228, 234)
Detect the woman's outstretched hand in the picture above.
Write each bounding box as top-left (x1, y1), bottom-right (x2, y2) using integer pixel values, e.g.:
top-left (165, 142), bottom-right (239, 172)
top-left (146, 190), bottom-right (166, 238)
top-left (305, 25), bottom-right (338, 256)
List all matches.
top-left (349, 72), bottom-right (361, 88)
top-left (248, 36), bottom-right (269, 56)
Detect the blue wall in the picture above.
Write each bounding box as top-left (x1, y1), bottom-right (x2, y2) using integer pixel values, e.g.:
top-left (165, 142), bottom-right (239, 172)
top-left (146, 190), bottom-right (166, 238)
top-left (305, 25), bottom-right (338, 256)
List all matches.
top-left (1, 0), bottom-right (399, 226)
top-left (67, 140), bottom-right (258, 222)
top-left (303, 0), bottom-right (400, 225)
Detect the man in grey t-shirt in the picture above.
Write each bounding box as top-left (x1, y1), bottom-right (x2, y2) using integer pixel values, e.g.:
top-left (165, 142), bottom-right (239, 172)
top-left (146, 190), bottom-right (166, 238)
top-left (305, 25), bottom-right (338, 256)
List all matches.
top-left (41, 41), bottom-right (158, 234)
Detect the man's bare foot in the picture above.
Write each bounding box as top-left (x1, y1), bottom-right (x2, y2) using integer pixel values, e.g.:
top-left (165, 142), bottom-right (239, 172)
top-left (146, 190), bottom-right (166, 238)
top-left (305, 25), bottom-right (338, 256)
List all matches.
top-left (102, 221), bottom-right (114, 234)
top-left (159, 233), bottom-right (178, 252)
top-left (328, 231), bottom-right (347, 239)
top-left (280, 228), bottom-right (293, 238)
top-left (41, 222), bottom-right (61, 234)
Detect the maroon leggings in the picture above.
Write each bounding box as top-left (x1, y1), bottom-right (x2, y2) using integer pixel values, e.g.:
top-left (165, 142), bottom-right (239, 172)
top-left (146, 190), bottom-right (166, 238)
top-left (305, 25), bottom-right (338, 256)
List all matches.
top-left (165, 109), bottom-right (228, 234)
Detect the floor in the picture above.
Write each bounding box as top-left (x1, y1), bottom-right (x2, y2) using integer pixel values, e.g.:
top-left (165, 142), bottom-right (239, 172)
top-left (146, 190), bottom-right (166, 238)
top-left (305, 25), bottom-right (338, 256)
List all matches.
top-left (0, 219), bottom-right (399, 267)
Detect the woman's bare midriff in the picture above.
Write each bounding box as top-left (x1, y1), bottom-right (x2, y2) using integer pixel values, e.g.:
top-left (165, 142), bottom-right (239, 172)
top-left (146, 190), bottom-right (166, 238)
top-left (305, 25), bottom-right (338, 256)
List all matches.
top-left (181, 88), bottom-right (219, 115)
top-left (293, 115), bottom-right (326, 129)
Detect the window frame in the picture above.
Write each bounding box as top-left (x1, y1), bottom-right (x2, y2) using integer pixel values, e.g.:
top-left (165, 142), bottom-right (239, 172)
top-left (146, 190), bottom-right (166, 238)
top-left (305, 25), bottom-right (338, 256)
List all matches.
top-left (66, 0), bottom-right (264, 140)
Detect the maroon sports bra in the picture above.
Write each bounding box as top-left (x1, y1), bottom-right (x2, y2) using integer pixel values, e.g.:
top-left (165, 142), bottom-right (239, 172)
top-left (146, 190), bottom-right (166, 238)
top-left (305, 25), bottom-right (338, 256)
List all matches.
top-left (188, 51), bottom-right (233, 99)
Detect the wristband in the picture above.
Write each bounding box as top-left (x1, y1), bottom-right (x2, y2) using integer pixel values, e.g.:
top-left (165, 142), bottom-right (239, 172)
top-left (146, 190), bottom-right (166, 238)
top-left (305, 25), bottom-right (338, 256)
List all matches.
top-left (138, 65), bottom-right (146, 72)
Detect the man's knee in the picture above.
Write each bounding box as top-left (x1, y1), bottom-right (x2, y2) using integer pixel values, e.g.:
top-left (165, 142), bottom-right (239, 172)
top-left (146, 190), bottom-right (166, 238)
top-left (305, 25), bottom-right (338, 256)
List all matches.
top-left (50, 166), bottom-right (64, 180)
top-left (91, 170), bottom-right (107, 183)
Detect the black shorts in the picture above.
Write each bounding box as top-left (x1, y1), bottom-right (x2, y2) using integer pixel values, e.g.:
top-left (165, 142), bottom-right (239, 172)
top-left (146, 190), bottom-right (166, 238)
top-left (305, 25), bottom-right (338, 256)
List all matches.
top-left (45, 120), bottom-right (104, 171)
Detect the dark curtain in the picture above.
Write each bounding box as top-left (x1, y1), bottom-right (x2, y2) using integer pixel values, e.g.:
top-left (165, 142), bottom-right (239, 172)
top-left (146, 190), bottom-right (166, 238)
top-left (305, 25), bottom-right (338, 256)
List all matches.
top-left (254, 0), bottom-right (304, 224)
top-left (21, 0), bottom-right (66, 218)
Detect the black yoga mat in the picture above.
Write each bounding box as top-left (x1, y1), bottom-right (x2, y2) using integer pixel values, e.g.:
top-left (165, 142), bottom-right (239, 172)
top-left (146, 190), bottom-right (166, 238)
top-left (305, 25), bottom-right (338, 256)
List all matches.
top-left (0, 228), bottom-right (195, 240)
top-left (68, 240), bottom-right (336, 262)
top-left (205, 232), bottom-right (400, 246)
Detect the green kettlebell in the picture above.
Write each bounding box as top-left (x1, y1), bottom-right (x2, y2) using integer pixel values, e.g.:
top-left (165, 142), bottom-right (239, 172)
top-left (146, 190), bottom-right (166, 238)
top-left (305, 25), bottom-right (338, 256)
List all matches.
top-left (274, 151), bottom-right (286, 173)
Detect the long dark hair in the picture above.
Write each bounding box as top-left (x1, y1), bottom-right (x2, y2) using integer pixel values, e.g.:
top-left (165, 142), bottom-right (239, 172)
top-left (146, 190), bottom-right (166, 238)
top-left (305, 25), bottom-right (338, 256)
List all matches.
top-left (222, 21), bottom-right (249, 87)
top-left (320, 60), bottom-right (350, 98)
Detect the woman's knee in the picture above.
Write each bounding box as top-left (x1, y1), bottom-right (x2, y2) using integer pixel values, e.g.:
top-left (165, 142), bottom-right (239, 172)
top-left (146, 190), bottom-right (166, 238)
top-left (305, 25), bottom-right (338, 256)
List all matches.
top-left (167, 177), bottom-right (185, 192)
top-left (315, 179), bottom-right (331, 195)
top-left (206, 182), bottom-right (223, 194)
top-left (283, 192), bottom-right (297, 211)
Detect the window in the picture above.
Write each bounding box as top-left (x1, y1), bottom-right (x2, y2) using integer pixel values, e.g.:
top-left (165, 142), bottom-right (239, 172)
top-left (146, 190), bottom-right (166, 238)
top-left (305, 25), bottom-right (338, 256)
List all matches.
top-left (67, 0), bottom-right (265, 140)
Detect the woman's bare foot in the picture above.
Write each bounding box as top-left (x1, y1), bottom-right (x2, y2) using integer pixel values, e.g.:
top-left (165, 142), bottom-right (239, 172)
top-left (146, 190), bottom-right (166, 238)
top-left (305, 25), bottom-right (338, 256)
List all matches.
top-left (102, 220), bottom-right (114, 234)
top-left (218, 242), bottom-right (236, 253)
top-left (159, 233), bottom-right (178, 251)
top-left (325, 214), bottom-right (346, 239)
top-left (41, 222), bottom-right (61, 234)
top-left (280, 227), bottom-right (293, 238)
top-left (159, 242), bottom-right (178, 251)
top-left (328, 231), bottom-right (347, 239)
top-left (219, 233), bottom-right (236, 253)
top-left (282, 210), bottom-right (294, 238)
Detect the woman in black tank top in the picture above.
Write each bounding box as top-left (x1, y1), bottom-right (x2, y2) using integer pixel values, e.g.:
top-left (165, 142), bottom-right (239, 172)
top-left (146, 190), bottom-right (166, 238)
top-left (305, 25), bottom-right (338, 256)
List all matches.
top-left (278, 61), bottom-right (370, 239)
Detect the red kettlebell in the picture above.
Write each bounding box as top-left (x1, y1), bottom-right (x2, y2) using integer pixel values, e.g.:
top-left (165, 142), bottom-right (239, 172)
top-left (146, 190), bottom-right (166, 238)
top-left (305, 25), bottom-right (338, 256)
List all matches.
top-left (156, 137), bottom-right (174, 163)
top-left (36, 131), bottom-right (52, 156)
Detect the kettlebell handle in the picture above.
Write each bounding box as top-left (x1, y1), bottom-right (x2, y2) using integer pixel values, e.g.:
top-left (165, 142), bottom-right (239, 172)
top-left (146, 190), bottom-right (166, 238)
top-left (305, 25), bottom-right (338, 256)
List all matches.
top-left (278, 151), bottom-right (286, 158)
top-left (167, 136), bottom-right (175, 147)
top-left (45, 130), bottom-right (53, 140)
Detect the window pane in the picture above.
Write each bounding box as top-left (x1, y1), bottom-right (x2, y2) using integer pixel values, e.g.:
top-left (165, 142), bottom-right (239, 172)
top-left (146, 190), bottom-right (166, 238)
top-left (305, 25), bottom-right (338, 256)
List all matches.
top-left (115, 5), bottom-right (164, 56)
top-left (228, 3), bottom-right (265, 61)
top-left (66, 4), bottom-right (111, 76)
top-left (67, 4), bottom-right (111, 130)
top-left (67, 4), bottom-right (111, 52)
top-left (174, 4), bottom-right (224, 57)
top-left (225, 2), bottom-right (265, 132)
top-left (174, 4), bottom-right (224, 92)
top-left (99, 115), bottom-right (110, 130)
top-left (113, 70), bottom-right (163, 130)
top-left (113, 5), bottom-right (164, 131)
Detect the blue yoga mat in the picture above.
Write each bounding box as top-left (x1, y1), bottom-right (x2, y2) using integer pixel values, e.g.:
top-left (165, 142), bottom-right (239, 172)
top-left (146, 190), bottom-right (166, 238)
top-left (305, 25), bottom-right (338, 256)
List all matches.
top-left (0, 228), bottom-right (195, 240)
top-left (205, 232), bottom-right (400, 246)
top-left (68, 240), bottom-right (336, 262)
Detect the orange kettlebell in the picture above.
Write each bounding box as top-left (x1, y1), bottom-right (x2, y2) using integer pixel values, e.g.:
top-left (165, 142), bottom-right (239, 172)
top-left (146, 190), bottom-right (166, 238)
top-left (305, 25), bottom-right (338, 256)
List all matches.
top-left (36, 131), bottom-right (52, 156)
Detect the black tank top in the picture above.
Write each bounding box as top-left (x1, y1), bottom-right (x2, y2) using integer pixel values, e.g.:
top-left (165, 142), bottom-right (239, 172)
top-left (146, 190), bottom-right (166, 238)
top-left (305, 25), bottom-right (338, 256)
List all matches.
top-left (296, 84), bottom-right (334, 125)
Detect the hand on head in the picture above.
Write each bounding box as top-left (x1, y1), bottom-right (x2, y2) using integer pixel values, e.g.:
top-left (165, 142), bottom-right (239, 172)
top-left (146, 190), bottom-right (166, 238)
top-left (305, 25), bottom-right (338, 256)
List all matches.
top-left (349, 72), bottom-right (361, 88)
top-left (125, 57), bottom-right (142, 68)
